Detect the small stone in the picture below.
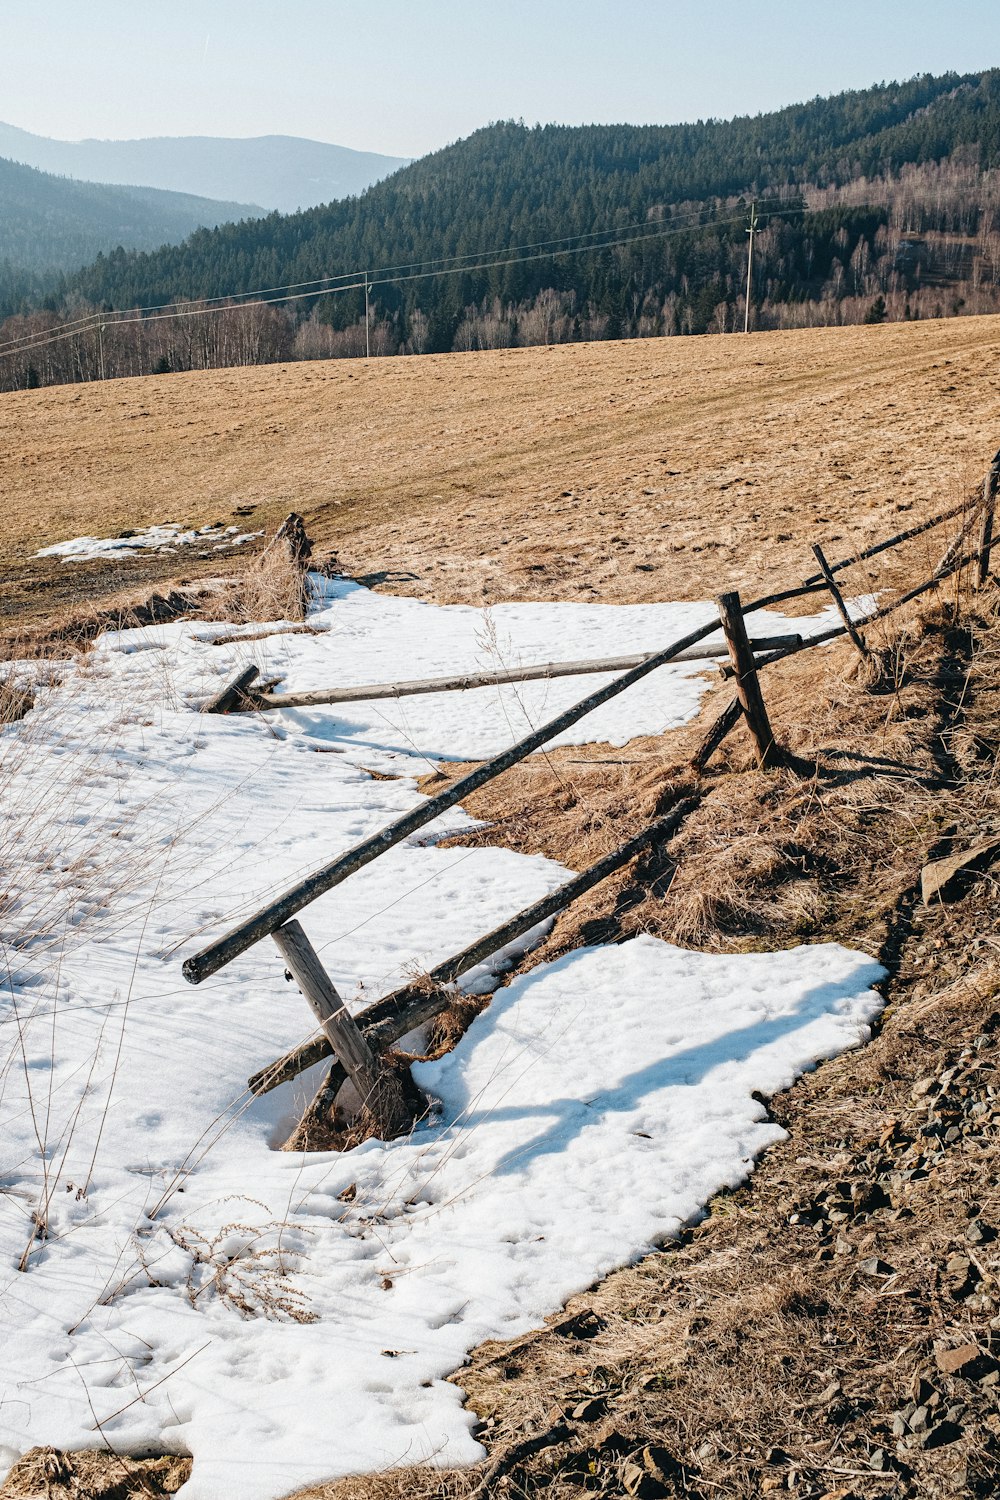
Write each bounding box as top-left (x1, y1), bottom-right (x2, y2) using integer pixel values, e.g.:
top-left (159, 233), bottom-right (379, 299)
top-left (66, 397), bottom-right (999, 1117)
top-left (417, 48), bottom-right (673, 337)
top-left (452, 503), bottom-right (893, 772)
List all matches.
top-left (760, 1480), bottom-right (784, 1494)
top-left (818, 1381), bottom-right (842, 1404)
top-left (571, 1397), bottom-right (606, 1421)
top-left (621, 1461), bottom-right (645, 1496)
top-left (859, 1255), bottom-right (894, 1277)
top-left (946, 1254), bottom-right (972, 1278)
top-left (891, 1412), bottom-right (909, 1438)
top-left (909, 1374), bottom-right (934, 1405)
top-left (908, 1405), bottom-right (930, 1433)
top-left (912, 1077), bottom-right (937, 1098)
top-left (944, 1126), bottom-right (962, 1143)
top-left (869, 1447), bottom-right (891, 1472)
top-left (967, 1218), bottom-right (995, 1245)
top-left (936, 1342), bottom-right (982, 1377)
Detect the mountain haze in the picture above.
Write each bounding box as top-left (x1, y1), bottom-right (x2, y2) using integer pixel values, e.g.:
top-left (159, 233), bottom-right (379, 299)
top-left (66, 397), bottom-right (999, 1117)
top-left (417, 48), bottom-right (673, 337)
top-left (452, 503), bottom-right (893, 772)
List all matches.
top-left (0, 123), bottom-right (409, 215)
top-left (0, 154), bottom-right (258, 279)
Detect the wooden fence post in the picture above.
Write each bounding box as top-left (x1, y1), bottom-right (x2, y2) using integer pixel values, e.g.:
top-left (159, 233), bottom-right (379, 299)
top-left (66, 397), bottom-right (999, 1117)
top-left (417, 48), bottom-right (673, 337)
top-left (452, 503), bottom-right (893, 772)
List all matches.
top-left (974, 452), bottom-right (1000, 590)
top-left (716, 591), bottom-right (782, 769)
top-left (810, 542), bottom-right (872, 666)
top-left (272, 920), bottom-right (416, 1140)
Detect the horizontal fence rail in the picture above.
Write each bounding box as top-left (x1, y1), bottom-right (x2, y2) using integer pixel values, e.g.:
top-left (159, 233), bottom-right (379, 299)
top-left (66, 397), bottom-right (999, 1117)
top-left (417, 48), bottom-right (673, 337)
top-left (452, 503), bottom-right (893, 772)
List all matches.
top-left (242, 637), bottom-right (802, 713)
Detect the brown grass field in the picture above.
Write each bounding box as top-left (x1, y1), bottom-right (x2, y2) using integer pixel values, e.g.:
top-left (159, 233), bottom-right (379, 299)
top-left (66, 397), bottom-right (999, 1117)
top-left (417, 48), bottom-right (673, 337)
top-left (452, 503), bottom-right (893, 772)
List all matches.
top-left (3, 314), bottom-right (1000, 631)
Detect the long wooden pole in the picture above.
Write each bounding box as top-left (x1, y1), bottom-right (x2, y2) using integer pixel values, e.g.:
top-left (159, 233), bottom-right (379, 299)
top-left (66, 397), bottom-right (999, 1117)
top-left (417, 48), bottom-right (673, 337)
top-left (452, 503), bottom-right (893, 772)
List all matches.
top-left (246, 638), bottom-right (800, 713)
top-left (272, 920), bottom-right (415, 1139)
top-left (717, 591), bottom-right (781, 769)
top-left (248, 795), bottom-right (699, 1097)
top-left (183, 615), bottom-right (723, 984)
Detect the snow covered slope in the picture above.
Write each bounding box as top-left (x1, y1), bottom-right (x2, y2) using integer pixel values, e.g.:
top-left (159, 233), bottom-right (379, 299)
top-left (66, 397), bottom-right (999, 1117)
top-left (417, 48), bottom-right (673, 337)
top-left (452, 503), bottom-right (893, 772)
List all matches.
top-left (0, 581), bottom-right (883, 1498)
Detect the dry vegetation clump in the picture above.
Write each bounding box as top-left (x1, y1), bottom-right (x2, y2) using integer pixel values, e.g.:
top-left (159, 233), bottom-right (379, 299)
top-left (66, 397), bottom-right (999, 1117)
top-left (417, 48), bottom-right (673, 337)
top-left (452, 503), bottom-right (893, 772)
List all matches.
top-left (0, 1449), bottom-right (191, 1500)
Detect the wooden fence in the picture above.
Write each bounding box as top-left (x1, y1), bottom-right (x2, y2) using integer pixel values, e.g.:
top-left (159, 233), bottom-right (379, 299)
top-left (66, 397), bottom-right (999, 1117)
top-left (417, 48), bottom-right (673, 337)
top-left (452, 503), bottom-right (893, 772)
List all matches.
top-left (182, 450), bottom-right (1000, 1143)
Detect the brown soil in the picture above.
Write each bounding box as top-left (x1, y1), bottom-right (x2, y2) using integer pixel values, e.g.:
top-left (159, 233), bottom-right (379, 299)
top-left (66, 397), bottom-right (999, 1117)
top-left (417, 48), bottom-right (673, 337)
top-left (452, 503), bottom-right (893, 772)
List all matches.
top-left (3, 317), bottom-right (1000, 627)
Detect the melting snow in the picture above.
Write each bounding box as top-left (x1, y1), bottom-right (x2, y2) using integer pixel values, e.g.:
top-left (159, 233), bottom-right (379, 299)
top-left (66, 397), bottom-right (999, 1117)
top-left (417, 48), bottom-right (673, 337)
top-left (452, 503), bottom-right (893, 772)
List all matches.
top-left (36, 522), bottom-right (263, 561)
top-left (0, 580), bottom-right (883, 1498)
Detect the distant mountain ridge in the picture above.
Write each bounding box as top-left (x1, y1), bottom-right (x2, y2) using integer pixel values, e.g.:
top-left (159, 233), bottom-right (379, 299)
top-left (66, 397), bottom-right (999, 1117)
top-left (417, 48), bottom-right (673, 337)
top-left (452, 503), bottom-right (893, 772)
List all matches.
top-left (0, 123), bottom-right (409, 215)
top-left (0, 154), bottom-right (258, 279)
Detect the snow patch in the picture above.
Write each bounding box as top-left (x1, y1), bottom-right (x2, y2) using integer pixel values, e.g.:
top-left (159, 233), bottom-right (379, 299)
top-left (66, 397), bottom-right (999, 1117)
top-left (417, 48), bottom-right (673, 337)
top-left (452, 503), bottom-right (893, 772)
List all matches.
top-left (37, 522), bottom-right (263, 562)
top-left (0, 580), bottom-right (883, 1497)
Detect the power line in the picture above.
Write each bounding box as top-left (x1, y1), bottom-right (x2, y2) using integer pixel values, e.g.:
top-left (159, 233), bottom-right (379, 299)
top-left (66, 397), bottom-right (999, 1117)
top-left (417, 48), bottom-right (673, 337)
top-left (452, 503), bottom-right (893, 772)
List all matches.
top-left (0, 198), bottom-right (816, 364)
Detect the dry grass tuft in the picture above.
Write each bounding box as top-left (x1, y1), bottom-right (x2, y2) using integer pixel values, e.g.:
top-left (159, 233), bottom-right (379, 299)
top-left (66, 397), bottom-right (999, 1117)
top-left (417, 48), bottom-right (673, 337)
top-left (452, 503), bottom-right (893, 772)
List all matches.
top-left (0, 1448), bottom-right (191, 1500)
top-left (211, 545), bottom-right (310, 624)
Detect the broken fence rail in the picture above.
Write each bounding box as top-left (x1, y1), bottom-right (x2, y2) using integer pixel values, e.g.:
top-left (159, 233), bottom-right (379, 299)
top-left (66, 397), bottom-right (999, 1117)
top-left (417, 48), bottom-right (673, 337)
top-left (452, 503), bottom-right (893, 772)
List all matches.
top-left (248, 794), bottom-right (699, 1096)
top-left (185, 484), bottom-right (994, 990)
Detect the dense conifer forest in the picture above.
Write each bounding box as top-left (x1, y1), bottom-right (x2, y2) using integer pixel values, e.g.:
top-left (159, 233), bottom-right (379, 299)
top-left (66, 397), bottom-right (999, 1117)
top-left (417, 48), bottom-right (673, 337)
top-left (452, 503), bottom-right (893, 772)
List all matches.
top-left (6, 69), bottom-right (1000, 388)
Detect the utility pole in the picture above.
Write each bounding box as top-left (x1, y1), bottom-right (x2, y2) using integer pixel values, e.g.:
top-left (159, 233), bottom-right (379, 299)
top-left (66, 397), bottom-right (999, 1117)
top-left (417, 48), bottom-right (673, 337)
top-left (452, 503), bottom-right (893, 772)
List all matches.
top-left (744, 201), bottom-right (758, 334)
top-left (98, 321), bottom-right (106, 381)
top-left (364, 272), bottom-right (371, 359)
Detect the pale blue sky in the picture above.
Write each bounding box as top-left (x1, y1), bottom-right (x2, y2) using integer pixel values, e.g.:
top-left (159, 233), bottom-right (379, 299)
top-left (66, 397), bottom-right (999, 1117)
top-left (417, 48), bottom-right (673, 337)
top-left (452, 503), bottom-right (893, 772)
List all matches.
top-left (4, 1), bottom-right (1000, 158)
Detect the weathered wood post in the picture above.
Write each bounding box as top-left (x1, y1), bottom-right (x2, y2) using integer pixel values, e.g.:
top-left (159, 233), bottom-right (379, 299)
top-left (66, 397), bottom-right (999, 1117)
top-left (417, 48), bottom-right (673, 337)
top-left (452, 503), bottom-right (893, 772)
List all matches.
top-left (690, 695), bottom-right (744, 773)
top-left (974, 451), bottom-right (1000, 591)
top-left (201, 664), bottom-right (260, 715)
top-left (810, 542), bottom-right (873, 667)
top-left (716, 591), bottom-right (782, 769)
top-left (271, 920), bottom-right (416, 1141)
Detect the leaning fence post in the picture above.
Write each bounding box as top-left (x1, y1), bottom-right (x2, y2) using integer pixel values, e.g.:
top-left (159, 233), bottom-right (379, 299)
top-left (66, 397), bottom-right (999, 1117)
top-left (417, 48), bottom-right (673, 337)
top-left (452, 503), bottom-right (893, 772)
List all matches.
top-left (272, 920), bottom-right (417, 1140)
top-left (716, 591), bottom-right (781, 769)
top-left (811, 542), bottom-right (873, 667)
top-left (690, 695), bottom-right (744, 773)
top-left (974, 451), bottom-right (1000, 591)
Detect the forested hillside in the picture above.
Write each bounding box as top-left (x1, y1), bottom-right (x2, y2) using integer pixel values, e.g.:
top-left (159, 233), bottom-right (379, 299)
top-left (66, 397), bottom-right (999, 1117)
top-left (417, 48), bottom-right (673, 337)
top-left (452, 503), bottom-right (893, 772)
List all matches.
top-left (0, 155), bottom-right (256, 278)
top-left (7, 69), bottom-right (1000, 388)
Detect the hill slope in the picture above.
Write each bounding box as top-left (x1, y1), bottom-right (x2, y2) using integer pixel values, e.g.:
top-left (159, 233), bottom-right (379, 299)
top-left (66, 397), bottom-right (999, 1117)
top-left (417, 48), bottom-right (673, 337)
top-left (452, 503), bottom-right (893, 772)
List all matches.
top-left (0, 153), bottom-right (258, 279)
top-left (2, 315), bottom-right (998, 628)
top-left (0, 122), bottom-right (409, 215)
top-left (9, 70), bottom-right (1000, 386)
top-left (59, 72), bottom-right (1000, 329)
